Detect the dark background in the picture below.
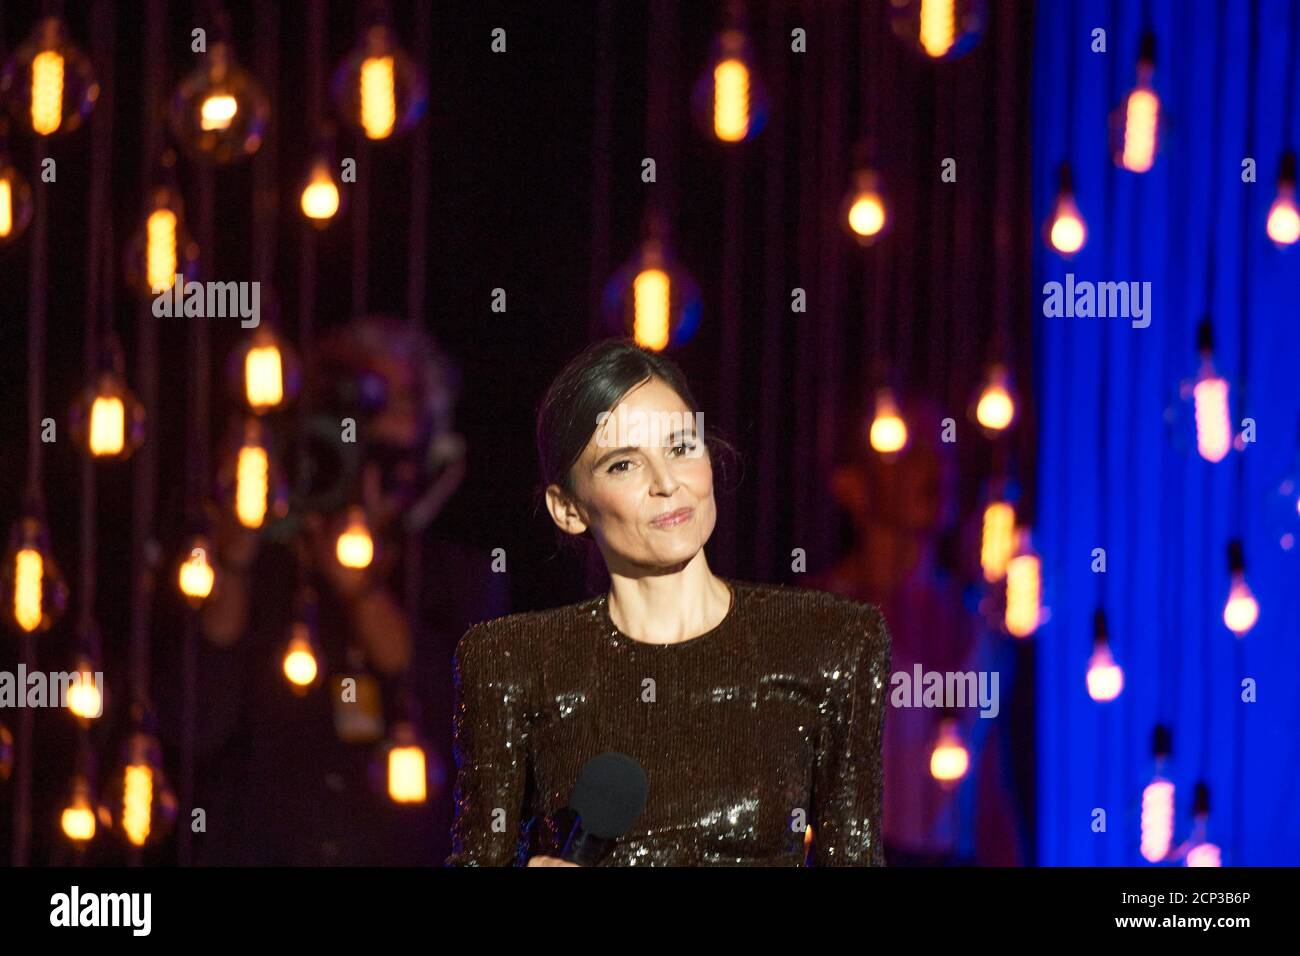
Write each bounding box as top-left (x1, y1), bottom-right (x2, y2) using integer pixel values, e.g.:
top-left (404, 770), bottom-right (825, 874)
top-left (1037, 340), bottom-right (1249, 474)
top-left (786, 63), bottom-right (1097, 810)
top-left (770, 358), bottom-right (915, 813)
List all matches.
top-left (0, 0), bottom-right (1037, 865)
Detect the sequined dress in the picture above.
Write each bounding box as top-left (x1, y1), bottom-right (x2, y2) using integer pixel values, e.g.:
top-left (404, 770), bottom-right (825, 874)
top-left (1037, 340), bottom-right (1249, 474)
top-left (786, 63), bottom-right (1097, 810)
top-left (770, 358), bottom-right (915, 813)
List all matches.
top-left (444, 577), bottom-right (891, 866)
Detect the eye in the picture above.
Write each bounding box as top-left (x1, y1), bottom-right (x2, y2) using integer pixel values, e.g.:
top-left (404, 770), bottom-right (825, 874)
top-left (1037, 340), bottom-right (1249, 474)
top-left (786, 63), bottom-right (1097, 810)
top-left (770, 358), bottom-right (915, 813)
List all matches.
top-left (671, 440), bottom-right (699, 457)
top-left (607, 459), bottom-right (634, 474)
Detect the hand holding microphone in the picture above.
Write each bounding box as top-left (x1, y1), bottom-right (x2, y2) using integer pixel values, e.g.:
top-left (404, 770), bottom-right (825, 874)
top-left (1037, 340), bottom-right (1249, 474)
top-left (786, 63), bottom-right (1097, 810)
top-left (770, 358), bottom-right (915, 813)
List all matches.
top-left (528, 752), bottom-right (648, 868)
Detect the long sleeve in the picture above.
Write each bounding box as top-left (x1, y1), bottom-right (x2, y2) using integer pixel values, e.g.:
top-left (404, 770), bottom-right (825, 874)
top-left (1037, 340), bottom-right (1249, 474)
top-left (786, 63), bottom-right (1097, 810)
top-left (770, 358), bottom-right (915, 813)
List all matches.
top-left (810, 603), bottom-right (891, 866)
top-left (444, 622), bottom-right (535, 866)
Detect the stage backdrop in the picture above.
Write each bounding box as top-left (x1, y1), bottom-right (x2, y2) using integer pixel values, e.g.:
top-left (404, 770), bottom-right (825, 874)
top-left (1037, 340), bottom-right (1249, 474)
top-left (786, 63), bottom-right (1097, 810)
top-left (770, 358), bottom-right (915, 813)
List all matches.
top-left (1032, 0), bottom-right (1300, 865)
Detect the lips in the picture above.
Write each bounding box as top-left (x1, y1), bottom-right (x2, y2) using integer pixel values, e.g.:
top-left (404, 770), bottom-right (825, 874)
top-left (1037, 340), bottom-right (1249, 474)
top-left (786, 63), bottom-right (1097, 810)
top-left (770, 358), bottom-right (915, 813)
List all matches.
top-left (650, 507), bottom-right (693, 529)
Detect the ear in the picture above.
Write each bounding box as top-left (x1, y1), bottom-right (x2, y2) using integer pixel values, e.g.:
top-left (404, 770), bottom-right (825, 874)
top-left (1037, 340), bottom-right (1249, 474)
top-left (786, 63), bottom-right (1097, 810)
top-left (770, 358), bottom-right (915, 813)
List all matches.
top-left (544, 483), bottom-right (590, 537)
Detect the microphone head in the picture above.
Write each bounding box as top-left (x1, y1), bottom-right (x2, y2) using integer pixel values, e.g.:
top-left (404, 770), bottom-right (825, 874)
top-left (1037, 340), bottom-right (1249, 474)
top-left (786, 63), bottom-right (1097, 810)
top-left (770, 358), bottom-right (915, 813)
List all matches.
top-left (570, 752), bottom-right (648, 839)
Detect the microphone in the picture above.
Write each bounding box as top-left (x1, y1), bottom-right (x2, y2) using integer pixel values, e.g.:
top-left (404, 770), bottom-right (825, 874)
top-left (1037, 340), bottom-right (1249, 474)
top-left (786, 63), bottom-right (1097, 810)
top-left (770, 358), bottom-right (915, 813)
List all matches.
top-left (558, 752), bottom-right (648, 866)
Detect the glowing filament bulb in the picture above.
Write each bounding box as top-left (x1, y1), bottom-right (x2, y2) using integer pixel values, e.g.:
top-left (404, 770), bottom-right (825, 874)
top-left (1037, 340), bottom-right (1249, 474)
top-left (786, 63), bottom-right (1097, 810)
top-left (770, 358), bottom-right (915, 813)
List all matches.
top-left (1086, 643), bottom-right (1124, 702)
top-left (919, 0), bottom-right (956, 58)
top-left (1267, 184), bottom-right (1300, 247)
top-left (62, 794), bottom-right (96, 842)
top-left (360, 55), bottom-right (396, 139)
top-left (849, 193), bottom-right (886, 240)
top-left (930, 719), bottom-right (969, 782)
top-left (123, 763), bottom-right (153, 847)
top-left (235, 442), bottom-right (269, 529)
top-left (282, 626), bottom-right (319, 689)
top-left (245, 344), bottom-right (284, 410)
top-left (178, 548), bottom-right (214, 601)
top-left (31, 49), bottom-right (65, 135)
top-left (633, 268), bottom-right (671, 351)
top-left (713, 58), bottom-right (750, 142)
top-left (301, 165), bottom-right (340, 221)
top-left (88, 394), bottom-right (125, 457)
top-left (199, 93), bottom-right (238, 131)
top-left (67, 671), bottom-right (102, 720)
top-left (869, 391), bottom-right (907, 454)
top-left (1005, 549), bottom-right (1041, 637)
top-left (981, 502), bottom-right (1015, 582)
top-left (146, 208), bottom-right (178, 292)
top-left (336, 510), bottom-right (374, 569)
top-left (1140, 777), bottom-right (1174, 862)
top-left (1121, 87), bottom-right (1158, 173)
top-left (388, 742), bottom-right (428, 803)
top-left (14, 547), bottom-right (43, 633)
top-left (976, 371), bottom-right (1015, 431)
top-left (1048, 190), bottom-right (1086, 255)
top-left (1192, 372), bottom-right (1231, 463)
top-left (1267, 195), bottom-right (1300, 246)
top-left (1187, 842), bottom-right (1221, 867)
top-left (1222, 578), bottom-right (1258, 636)
top-left (0, 178), bottom-right (12, 237)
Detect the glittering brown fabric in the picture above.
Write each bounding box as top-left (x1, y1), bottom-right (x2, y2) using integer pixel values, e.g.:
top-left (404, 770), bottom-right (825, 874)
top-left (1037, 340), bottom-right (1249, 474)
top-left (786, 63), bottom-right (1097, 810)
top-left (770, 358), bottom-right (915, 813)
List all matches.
top-left (444, 577), bottom-right (891, 866)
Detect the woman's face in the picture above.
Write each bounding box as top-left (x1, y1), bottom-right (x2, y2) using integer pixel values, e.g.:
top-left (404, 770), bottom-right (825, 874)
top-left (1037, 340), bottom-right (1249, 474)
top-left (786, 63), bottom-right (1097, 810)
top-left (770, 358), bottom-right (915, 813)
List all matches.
top-left (546, 377), bottom-right (716, 574)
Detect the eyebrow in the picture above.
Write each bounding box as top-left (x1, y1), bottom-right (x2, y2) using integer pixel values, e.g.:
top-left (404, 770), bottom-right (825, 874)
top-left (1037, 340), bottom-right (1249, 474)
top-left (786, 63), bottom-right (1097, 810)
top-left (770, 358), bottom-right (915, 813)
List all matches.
top-left (591, 427), bottom-right (697, 469)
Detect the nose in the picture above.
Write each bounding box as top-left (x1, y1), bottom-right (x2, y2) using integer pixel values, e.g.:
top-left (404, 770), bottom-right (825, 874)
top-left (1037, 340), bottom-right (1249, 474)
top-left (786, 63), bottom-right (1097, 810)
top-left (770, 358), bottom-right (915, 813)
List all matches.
top-left (647, 454), bottom-right (679, 497)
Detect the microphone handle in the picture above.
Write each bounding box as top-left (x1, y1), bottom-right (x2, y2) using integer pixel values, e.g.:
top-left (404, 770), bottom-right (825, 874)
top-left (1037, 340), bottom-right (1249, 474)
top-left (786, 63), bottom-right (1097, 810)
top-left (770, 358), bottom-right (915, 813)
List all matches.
top-left (560, 819), bottom-right (617, 866)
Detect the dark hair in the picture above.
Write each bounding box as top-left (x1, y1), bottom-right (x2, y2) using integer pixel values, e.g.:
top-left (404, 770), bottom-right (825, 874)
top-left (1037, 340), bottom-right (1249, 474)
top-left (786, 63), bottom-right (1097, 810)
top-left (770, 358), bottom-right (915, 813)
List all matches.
top-left (533, 337), bottom-right (739, 553)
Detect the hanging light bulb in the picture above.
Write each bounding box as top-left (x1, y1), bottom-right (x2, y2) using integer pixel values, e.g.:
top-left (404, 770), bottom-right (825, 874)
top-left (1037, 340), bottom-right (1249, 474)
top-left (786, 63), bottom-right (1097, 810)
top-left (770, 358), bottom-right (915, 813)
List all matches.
top-left (216, 417), bottom-right (289, 531)
top-left (1111, 32), bottom-right (1161, 173)
top-left (1086, 608), bottom-right (1124, 702)
top-left (1140, 724), bottom-right (1175, 862)
top-left (602, 211), bottom-right (703, 351)
top-left (973, 364), bottom-right (1016, 431)
top-left (1004, 527), bottom-right (1042, 637)
top-left (0, 16), bottom-right (99, 137)
top-left (1045, 161), bottom-right (1086, 256)
top-left (890, 0), bottom-right (986, 61)
top-left (690, 17), bottom-right (768, 144)
top-left (841, 167), bottom-right (890, 246)
top-left (282, 588), bottom-right (321, 695)
top-left (60, 773), bottom-right (101, 844)
top-left (227, 322), bottom-right (302, 415)
top-left (332, 18), bottom-right (427, 141)
top-left (384, 719), bottom-right (429, 804)
top-left (167, 39), bottom-right (268, 164)
top-left (300, 154), bottom-right (342, 225)
top-left (1266, 150), bottom-right (1300, 248)
top-left (0, 147), bottom-right (33, 244)
top-left (867, 388), bottom-right (908, 455)
top-left (929, 716), bottom-right (969, 784)
top-left (104, 708), bottom-right (177, 848)
top-left (980, 498), bottom-right (1016, 582)
top-left (336, 506), bottom-right (375, 570)
top-left (1, 505), bottom-right (69, 634)
top-left (1222, 539), bottom-right (1259, 637)
top-left (125, 159), bottom-right (200, 296)
top-left (1189, 319), bottom-right (1232, 463)
top-left (67, 646), bottom-right (104, 722)
top-left (1183, 782), bottom-right (1221, 867)
top-left (177, 536), bottom-right (216, 606)
top-left (68, 337), bottom-right (146, 461)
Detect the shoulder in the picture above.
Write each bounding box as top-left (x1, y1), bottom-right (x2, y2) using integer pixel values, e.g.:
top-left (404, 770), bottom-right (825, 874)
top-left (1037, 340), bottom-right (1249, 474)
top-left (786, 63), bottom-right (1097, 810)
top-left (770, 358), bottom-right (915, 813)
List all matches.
top-left (735, 579), bottom-right (888, 640)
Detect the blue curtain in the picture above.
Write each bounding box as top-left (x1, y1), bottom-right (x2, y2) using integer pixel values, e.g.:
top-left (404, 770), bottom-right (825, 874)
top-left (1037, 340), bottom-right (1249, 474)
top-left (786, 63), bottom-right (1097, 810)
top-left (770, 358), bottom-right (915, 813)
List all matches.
top-left (1033, 0), bottom-right (1300, 865)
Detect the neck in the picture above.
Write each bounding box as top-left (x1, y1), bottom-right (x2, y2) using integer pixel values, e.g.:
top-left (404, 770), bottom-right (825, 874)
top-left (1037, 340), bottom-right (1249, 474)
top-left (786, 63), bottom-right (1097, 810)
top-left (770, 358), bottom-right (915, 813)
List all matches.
top-left (605, 550), bottom-right (732, 645)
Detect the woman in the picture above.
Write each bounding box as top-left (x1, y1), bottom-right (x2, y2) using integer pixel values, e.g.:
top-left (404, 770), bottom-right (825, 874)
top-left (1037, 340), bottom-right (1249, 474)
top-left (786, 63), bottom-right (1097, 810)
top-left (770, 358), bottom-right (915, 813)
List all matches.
top-left (444, 338), bottom-right (891, 866)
